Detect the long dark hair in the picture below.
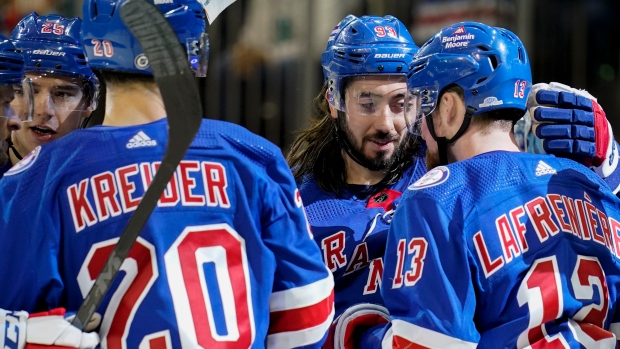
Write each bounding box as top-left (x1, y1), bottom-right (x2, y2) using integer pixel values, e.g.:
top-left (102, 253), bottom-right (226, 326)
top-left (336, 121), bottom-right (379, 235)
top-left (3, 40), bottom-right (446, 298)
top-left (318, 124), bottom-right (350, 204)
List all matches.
top-left (286, 82), bottom-right (421, 196)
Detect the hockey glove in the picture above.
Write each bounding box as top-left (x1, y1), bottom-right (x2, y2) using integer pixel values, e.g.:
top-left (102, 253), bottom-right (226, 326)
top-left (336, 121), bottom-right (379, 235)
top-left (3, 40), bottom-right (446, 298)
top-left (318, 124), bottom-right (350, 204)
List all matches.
top-left (0, 308), bottom-right (100, 349)
top-left (526, 82), bottom-right (619, 178)
top-left (324, 303), bottom-right (390, 349)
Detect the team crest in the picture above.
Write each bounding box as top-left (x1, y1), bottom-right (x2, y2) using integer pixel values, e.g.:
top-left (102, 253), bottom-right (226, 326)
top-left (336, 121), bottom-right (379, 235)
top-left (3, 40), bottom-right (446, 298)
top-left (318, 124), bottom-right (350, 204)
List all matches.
top-left (5, 146), bottom-right (41, 176)
top-left (409, 166), bottom-right (450, 190)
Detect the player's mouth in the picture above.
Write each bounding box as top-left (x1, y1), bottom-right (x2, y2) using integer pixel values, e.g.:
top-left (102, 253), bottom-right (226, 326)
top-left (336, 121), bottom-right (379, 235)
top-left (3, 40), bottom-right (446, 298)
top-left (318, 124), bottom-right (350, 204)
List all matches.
top-left (29, 126), bottom-right (57, 142)
top-left (369, 138), bottom-right (396, 151)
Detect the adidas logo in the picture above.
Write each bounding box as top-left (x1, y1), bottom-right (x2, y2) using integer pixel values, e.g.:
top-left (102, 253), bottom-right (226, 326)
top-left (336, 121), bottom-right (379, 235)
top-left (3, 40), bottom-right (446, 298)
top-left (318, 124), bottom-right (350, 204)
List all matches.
top-left (126, 131), bottom-right (157, 149)
top-left (535, 160), bottom-right (556, 176)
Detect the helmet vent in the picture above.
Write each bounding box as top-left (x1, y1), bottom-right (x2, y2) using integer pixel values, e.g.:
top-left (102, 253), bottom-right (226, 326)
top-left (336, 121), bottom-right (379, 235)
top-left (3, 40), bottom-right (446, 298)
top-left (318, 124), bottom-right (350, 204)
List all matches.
top-left (347, 53), bottom-right (363, 64)
top-left (518, 47), bottom-right (524, 62)
top-left (488, 55), bottom-right (499, 70)
top-left (476, 77), bottom-right (488, 84)
top-left (413, 62), bottom-right (426, 73)
top-left (477, 45), bottom-right (489, 52)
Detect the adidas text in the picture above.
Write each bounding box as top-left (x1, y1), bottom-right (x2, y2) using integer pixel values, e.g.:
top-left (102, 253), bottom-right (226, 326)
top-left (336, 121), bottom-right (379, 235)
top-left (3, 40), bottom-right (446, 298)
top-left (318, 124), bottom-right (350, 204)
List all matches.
top-left (127, 140), bottom-right (157, 148)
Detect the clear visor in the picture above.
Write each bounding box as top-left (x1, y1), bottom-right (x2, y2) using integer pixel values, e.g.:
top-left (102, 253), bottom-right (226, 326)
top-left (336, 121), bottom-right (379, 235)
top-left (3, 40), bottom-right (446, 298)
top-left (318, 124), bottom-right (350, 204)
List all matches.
top-left (405, 85), bottom-right (439, 135)
top-left (10, 73), bottom-right (92, 131)
top-left (15, 73), bottom-right (91, 119)
top-left (188, 33), bottom-right (209, 77)
top-left (342, 75), bottom-right (421, 131)
top-left (2, 78), bottom-right (34, 121)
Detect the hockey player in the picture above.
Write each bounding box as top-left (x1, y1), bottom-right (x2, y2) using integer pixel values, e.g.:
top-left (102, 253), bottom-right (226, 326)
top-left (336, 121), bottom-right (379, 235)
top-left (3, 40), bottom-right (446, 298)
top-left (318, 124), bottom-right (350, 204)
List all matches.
top-left (0, 34), bottom-right (101, 349)
top-left (289, 14), bottom-right (620, 321)
top-left (0, 34), bottom-right (25, 172)
top-left (0, 0), bottom-right (334, 348)
top-left (287, 14), bottom-right (424, 319)
top-left (3, 13), bottom-right (99, 177)
top-left (328, 22), bottom-right (620, 348)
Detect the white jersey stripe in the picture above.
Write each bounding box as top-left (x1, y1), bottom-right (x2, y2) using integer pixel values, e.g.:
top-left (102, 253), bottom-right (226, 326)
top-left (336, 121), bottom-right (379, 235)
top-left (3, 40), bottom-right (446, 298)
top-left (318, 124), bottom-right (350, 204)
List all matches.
top-left (270, 270), bottom-right (334, 311)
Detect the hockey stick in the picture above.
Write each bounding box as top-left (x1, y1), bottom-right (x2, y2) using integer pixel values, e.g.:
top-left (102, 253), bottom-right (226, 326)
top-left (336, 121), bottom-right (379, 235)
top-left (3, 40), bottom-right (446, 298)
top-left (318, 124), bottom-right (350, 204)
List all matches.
top-left (71, 0), bottom-right (203, 330)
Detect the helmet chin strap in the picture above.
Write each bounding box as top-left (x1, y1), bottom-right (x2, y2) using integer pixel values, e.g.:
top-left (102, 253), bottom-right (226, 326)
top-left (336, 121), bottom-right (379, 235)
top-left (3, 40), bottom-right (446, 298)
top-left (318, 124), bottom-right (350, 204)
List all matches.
top-left (426, 106), bottom-right (475, 165)
top-left (6, 137), bottom-right (23, 161)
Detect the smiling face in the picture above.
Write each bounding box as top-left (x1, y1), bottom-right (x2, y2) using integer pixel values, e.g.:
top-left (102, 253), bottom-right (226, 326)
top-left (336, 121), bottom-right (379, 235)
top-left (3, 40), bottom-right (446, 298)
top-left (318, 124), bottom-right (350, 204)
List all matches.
top-left (10, 73), bottom-right (91, 158)
top-left (332, 75), bottom-right (411, 171)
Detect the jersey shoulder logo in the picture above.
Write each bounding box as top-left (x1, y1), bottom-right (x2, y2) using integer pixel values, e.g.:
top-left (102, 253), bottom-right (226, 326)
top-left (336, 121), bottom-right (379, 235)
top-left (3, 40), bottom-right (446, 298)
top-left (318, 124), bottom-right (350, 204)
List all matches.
top-left (126, 131), bottom-right (157, 149)
top-left (5, 146), bottom-right (41, 176)
top-left (535, 160), bottom-right (556, 176)
top-left (409, 166), bottom-right (450, 190)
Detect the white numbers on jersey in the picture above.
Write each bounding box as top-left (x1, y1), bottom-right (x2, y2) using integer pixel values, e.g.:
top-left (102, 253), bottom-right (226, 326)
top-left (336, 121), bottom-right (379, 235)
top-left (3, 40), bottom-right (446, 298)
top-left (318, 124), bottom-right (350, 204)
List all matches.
top-left (78, 224), bottom-right (254, 348)
top-left (392, 238), bottom-right (428, 289)
top-left (516, 255), bottom-right (613, 347)
top-left (165, 224), bottom-right (254, 348)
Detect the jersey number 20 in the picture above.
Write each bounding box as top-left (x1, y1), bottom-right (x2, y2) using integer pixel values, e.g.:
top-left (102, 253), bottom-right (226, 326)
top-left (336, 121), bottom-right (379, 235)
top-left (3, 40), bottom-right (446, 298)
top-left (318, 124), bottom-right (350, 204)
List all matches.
top-left (78, 224), bottom-right (254, 349)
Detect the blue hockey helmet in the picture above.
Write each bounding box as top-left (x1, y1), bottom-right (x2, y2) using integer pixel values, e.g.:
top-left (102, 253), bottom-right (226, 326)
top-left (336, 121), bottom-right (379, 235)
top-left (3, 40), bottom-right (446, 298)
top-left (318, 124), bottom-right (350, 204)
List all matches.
top-left (0, 34), bottom-right (24, 86)
top-left (321, 15), bottom-right (419, 112)
top-left (11, 13), bottom-right (100, 110)
top-left (0, 33), bottom-right (33, 121)
top-left (406, 21), bottom-right (531, 126)
top-left (81, 0), bottom-right (209, 76)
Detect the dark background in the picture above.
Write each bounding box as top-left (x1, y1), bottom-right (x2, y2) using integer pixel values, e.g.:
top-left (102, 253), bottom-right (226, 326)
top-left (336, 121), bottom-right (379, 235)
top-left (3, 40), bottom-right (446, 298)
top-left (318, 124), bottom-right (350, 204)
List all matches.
top-left (2, 0), bottom-right (618, 154)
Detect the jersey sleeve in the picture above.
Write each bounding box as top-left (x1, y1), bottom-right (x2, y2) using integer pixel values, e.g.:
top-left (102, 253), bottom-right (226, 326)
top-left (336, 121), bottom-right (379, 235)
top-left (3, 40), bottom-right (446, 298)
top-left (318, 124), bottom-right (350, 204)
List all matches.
top-left (379, 193), bottom-right (479, 348)
top-left (260, 153), bottom-right (335, 348)
top-left (0, 167), bottom-right (62, 312)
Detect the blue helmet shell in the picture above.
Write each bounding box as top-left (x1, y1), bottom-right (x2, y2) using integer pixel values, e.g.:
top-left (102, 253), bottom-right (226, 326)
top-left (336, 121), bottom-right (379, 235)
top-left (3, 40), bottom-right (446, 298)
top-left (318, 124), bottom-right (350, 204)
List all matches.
top-left (81, 0), bottom-right (207, 75)
top-left (321, 15), bottom-right (418, 111)
top-left (12, 13), bottom-right (100, 108)
top-left (408, 21), bottom-right (531, 117)
top-left (0, 33), bottom-right (24, 85)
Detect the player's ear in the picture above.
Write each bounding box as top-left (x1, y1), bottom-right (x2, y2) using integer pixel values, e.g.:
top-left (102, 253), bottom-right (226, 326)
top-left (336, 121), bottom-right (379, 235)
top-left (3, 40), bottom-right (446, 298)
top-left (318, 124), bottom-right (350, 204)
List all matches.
top-left (437, 92), bottom-right (462, 127)
top-left (325, 90), bottom-right (338, 119)
top-left (81, 105), bottom-right (94, 118)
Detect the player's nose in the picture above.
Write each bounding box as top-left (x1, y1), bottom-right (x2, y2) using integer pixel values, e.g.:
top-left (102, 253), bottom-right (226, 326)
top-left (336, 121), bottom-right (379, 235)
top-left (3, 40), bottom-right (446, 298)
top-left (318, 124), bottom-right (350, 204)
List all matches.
top-left (35, 93), bottom-right (56, 120)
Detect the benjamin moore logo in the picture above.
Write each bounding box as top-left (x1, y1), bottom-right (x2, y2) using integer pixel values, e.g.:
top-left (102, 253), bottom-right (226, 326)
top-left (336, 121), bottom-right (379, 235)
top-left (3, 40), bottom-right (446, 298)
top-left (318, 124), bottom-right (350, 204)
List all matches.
top-left (453, 26), bottom-right (466, 35)
top-left (442, 26), bottom-right (475, 49)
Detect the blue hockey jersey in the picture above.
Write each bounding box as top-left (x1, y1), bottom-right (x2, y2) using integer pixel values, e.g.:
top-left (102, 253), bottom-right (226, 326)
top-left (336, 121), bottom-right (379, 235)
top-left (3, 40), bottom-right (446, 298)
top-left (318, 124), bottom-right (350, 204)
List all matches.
top-left (299, 158), bottom-right (427, 318)
top-left (0, 118), bottom-right (334, 348)
top-left (375, 151), bottom-right (620, 348)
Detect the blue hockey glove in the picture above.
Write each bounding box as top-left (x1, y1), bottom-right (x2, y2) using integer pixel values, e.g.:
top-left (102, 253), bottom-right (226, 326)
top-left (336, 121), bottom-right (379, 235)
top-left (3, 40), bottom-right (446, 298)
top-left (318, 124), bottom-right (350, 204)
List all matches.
top-left (526, 82), bottom-right (618, 178)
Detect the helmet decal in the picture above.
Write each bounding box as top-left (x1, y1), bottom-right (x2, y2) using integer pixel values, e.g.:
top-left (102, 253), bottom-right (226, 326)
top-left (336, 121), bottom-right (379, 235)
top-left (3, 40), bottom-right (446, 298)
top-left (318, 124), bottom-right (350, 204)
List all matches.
top-left (81, 0), bottom-right (208, 76)
top-left (407, 22), bottom-right (532, 117)
top-left (12, 13), bottom-right (100, 110)
top-left (321, 15), bottom-right (419, 112)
